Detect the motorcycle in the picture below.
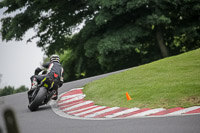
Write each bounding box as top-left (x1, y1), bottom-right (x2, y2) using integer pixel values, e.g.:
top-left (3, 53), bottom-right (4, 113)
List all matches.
top-left (28, 71), bottom-right (59, 111)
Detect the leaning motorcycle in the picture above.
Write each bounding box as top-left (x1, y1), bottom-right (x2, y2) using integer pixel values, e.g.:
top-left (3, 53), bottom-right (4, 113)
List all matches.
top-left (28, 72), bottom-right (59, 111)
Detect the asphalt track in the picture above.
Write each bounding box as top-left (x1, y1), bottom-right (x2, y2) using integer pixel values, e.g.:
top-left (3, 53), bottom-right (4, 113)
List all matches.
top-left (0, 70), bottom-right (200, 133)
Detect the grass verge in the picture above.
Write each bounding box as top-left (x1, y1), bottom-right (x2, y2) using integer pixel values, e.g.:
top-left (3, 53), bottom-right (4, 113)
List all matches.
top-left (83, 49), bottom-right (200, 109)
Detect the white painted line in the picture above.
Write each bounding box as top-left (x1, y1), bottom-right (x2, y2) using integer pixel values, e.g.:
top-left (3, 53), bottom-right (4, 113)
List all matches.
top-left (60, 94), bottom-right (83, 100)
top-left (165, 106), bottom-right (200, 116)
top-left (50, 100), bottom-right (111, 120)
top-left (69, 88), bottom-right (84, 91)
top-left (51, 99), bottom-right (200, 121)
top-left (127, 108), bottom-right (166, 118)
top-left (62, 101), bottom-right (93, 111)
top-left (58, 94), bottom-right (85, 105)
top-left (74, 106), bottom-right (107, 116)
top-left (67, 105), bottom-right (98, 114)
top-left (85, 107), bottom-right (120, 118)
top-left (105, 107), bottom-right (140, 118)
top-left (59, 101), bottom-right (84, 109)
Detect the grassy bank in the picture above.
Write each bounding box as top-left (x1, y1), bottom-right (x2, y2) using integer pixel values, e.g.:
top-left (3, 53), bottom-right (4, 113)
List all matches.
top-left (83, 49), bottom-right (200, 109)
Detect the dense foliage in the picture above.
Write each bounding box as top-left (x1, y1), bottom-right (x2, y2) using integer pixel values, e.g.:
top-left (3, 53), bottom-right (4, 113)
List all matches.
top-left (0, 85), bottom-right (28, 97)
top-left (1, 0), bottom-right (200, 82)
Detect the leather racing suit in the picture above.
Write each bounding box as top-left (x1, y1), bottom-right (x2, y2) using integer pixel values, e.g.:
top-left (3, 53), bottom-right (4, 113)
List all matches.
top-left (28, 61), bottom-right (64, 100)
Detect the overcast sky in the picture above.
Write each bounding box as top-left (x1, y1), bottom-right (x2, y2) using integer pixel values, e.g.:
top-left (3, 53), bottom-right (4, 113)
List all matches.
top-left (0, 8), bottom-right (44, 89)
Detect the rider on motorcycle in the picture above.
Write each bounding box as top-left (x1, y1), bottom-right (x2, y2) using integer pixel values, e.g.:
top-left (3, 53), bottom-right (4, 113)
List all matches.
top-left (28, 54), bottom-right (64, 101)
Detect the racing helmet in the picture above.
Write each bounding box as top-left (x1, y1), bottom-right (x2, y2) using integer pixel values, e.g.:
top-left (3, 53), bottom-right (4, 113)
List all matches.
top-left (50, 54), bottom-right (60, 63)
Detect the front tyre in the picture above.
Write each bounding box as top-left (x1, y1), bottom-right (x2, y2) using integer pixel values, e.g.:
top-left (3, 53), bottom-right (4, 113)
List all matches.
top-left (28, 87), bottom-right (47, 111)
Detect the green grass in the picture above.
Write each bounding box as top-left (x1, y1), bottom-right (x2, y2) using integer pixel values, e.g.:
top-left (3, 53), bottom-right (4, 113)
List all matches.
top-left (83, 49), bottom-right (200, 109)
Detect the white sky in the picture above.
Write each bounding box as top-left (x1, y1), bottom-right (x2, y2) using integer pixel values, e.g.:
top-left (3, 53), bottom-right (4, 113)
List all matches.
top-left (0, 8), bottom-right (44, 89)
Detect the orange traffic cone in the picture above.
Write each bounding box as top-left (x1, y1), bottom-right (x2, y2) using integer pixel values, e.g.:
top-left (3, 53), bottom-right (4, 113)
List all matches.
top-left (126, 92), bottom-right (132, 101)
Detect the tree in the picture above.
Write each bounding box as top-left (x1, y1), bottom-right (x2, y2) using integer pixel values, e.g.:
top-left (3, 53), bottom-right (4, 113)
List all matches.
top-left (0, 86), bottom-right (15, 96)
top-left (83, 0), bottom-right (200, 58)
top-left (63, 0), bottom-right (199, 74)
top-left (0, 85), bottom-right (28, 97)
top-left (14, 85), bottom-right (28, 93)
top-left (1, 0), bottom-right (200, 82)
top-left (0, 0), bottom-right (93, 55)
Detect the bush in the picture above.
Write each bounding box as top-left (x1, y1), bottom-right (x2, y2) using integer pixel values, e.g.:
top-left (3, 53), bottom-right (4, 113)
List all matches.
top-left (0, 85), bottom-right (28, 97)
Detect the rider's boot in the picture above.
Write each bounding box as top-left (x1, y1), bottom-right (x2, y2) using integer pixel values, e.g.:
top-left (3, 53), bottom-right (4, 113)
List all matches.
top-left (52, 89), bottom-right (58, 100)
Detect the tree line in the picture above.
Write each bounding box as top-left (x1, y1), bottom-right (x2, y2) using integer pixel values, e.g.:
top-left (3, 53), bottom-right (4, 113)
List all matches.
top-left (0, 0), bottom-right (200, 82)
top-left (0, 75), bottom-right (28, 97)
top-left (0, 85), bottom-right (28, 97)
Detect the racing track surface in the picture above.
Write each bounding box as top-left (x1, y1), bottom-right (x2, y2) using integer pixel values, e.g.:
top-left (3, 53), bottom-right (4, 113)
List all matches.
top-left (0, 70), bottom-right (200, 133)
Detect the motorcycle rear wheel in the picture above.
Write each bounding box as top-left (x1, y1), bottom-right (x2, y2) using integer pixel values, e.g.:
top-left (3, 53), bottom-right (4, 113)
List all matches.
top-left (28, 87), bottom-right (47, 111)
